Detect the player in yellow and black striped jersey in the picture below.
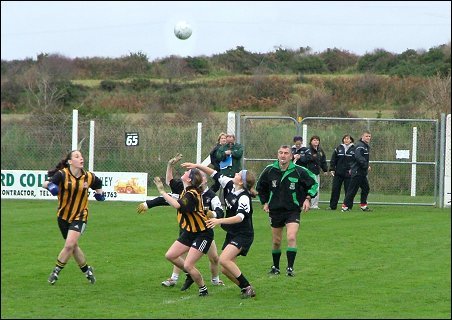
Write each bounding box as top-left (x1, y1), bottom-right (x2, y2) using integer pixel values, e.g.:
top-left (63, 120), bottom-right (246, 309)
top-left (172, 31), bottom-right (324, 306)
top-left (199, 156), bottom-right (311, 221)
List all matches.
top-left (136, 153), bottom-right (225, 288)
top-left (181, 162), bottom-right (258, 299)
top-left (42, 150), bottom-right (105, 285)
top-left (176, 186), bottom-right (206, 232)
top-left (153, 168), bottom-right (213, 297)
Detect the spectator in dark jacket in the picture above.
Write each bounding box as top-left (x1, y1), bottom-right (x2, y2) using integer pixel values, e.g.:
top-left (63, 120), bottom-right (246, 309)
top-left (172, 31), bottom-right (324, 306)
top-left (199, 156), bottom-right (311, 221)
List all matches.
top-left (306, 135), bottom-right (328, 209)
top-left (328, 134), bottom-right (354, 210)
top-left (291, 136), bottom-right (312, 167)
top-left (341, 130), bottom-right (372, 212)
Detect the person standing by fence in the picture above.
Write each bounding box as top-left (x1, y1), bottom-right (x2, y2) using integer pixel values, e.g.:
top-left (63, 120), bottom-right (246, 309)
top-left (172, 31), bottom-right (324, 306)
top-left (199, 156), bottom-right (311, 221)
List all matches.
top-left (210, 132), bottom-right (227, 192)
top-left (306, 135), bottom-right (329, 209)
top-left (341, 130), bottom-right (372, 212)
top-left (216, 133), bottom-right (243, 178)
top-left (43, 150), bottom-right (105, 285)
top-left (291, 136), bottom-right (312, 168)
top-left (328, 134), bottom-right (355, 210)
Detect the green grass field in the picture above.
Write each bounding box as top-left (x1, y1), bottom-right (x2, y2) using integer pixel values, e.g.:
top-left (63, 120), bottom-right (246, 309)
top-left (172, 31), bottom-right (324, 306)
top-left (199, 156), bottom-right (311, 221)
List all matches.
top-left (1, 200), bottom-right (450, 319)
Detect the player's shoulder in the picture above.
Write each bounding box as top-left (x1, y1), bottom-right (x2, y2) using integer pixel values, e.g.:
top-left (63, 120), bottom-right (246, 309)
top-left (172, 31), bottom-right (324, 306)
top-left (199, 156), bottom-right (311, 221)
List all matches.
top-left (203, 188), bottom-right (216, 198)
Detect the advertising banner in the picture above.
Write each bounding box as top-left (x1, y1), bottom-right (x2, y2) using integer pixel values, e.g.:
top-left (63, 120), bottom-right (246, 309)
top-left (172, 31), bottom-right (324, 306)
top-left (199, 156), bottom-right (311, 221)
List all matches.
top-left (1, 170), bottom-right (147, 202)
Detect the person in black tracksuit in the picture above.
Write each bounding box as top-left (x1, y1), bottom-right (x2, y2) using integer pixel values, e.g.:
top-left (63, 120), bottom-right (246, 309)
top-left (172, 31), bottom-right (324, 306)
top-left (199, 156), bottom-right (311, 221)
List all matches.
top-left (306, 135), bottom-right (329, 209)
top-left (256, 145), bottom-right (318, 277)
top-left (328, 134), bottom-right (355, 210)
top-left (342, 130), bottom-right (372, 212)
top-left (291, 136), bottom-right (312, 167)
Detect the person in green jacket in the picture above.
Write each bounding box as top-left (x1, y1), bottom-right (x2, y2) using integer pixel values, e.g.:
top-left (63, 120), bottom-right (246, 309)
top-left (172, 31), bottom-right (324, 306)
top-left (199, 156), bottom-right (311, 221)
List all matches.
top-left (256, 145), bottom-right (318, 277)
top-left (215, 133), bottom-right (243, 178)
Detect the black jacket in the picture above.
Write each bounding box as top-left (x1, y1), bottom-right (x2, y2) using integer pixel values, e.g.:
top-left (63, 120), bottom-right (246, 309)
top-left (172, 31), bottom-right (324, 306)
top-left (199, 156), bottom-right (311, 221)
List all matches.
top-left (209, 144), bottom-right (222, 171)
top-left (291, 145), bottom-right (312, 167)
top-left (307, 146), bottom-right (328, 175)
top-left (329, 143), bottom-right (355, 177)
top-left (351, 139), bottom-right (370, 177)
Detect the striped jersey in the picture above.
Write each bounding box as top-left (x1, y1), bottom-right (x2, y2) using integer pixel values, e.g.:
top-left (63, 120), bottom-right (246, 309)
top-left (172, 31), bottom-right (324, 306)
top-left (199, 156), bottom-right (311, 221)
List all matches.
top-left (49, 167), bottom-right (102, 223)
top-left (177, 186), bottom-right (208, 232)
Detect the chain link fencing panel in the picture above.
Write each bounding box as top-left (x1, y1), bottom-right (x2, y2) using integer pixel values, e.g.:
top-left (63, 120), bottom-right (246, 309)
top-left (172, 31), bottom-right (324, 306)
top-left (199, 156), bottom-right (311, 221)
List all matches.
top-left (1, 113), bottom-right (229, 190)
top-left (240, 116), bottom-right (439, 206)
top-left (1, 113), bottom-right (440, 205)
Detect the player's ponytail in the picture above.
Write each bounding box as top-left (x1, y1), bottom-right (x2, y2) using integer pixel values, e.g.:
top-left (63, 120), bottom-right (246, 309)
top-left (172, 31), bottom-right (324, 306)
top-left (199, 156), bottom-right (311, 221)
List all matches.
top-left (242, 170), bottom-right (258, 198)
top-left (47, 150), bottom-right (76, 177)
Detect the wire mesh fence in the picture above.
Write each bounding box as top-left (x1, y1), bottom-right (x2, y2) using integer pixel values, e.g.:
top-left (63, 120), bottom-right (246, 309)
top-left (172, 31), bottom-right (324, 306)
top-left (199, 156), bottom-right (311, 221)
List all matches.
top-left (1, 112), bottom-right (441, 205)
top-left (1, 112), bottom-right (228, 184)
top-left (240, 116), bottom-right (439, 206)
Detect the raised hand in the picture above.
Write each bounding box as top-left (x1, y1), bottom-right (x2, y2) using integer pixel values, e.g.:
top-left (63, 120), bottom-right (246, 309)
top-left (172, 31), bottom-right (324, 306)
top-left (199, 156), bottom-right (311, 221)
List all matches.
top-left (181, 162), bottom-right (196, 169)
top-left (153, 176), bottom-right (166, 194)
top-left (168, 153), bottom-right (183, 166)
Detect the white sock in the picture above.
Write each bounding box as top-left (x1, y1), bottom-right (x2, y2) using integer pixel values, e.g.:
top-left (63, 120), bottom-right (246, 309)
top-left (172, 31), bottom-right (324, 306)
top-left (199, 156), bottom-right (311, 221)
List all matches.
top-left (171, 273), bottom-right (179, 281)
top-left (211, 276), bottom-right (219, 282)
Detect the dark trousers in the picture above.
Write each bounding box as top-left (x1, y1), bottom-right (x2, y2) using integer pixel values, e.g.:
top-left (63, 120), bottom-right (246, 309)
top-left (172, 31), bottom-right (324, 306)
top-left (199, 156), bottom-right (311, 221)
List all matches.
top-left (342, 175), bottom-right (370, 209)
top-left (329, 175), bottom-right (350, 210)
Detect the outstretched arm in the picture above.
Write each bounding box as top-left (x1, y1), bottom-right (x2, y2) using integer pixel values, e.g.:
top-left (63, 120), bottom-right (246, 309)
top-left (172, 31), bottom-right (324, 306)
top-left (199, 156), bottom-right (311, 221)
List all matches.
top-left (206, 215), bottom-right (242, 228)
top-left (154, 177), bottom-right (181, 209)
top-left (166, 153), bottom-right (182, 185)
top-left (181, 162), bottom-right (215, 176)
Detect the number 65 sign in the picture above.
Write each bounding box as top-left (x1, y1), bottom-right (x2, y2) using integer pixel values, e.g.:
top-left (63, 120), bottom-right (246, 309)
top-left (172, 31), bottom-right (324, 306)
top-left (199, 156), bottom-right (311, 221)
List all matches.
top-left (125, 132), bottom-right (139, 146)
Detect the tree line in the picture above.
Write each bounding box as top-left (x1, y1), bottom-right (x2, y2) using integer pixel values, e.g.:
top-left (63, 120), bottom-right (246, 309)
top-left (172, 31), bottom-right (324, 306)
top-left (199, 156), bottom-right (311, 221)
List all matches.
top-left (2, 44), bottom-right (450, 79)
top-left (1, 43), bottom-right (450, 118)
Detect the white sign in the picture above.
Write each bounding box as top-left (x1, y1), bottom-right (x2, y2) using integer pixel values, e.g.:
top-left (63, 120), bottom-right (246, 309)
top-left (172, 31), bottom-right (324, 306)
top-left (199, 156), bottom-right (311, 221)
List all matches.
top-left (1, 170), bottom-right (147, 202)
top-left (396, 149), bottom-right (410, 159)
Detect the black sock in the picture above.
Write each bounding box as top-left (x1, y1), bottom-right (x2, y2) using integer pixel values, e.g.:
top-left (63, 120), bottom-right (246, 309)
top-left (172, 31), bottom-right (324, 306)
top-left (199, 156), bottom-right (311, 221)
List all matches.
top-left (272, 249), bottom-right (281, 269)
top-left (236, 273), bottom-right (250, 290)
top-left (287, 247), bottom-right (297, 269)
top-left (79, 263), bottom-right (89, 273)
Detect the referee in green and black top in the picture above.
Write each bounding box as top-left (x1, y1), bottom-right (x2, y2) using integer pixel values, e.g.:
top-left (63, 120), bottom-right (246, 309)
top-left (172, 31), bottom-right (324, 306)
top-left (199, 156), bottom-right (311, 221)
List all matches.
top-left (256, 145), bottom-right (318, 277)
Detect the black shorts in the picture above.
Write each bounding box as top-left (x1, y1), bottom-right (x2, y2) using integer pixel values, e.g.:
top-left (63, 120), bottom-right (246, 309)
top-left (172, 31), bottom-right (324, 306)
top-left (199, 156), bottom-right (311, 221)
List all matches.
top-left (268, 211), bottom-right (300, 228)
top-left (177, 229), bottom-right (214, 254)
top-left (57, 217), bottom-right (86, 239)
top-left (222, 232), bottom-right (254, 256)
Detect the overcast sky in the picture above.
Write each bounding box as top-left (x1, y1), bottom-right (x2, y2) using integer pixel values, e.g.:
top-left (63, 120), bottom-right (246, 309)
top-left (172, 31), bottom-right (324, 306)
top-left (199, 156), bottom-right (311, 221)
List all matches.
top-left (1, 1), bottom-right (451, 61)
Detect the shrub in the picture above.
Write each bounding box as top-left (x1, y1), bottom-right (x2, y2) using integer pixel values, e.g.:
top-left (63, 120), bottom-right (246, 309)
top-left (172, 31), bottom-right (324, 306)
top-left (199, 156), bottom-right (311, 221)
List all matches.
top-left (100, 80), bottom-right (117, 91)
top-left (128, 78), bottom-right (151, 91)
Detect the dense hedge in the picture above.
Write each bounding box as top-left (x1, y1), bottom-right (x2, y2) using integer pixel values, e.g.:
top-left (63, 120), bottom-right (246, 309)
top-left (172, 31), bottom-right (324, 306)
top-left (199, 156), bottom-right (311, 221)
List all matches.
top-left (1, 44), bottom-right (450, 118)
